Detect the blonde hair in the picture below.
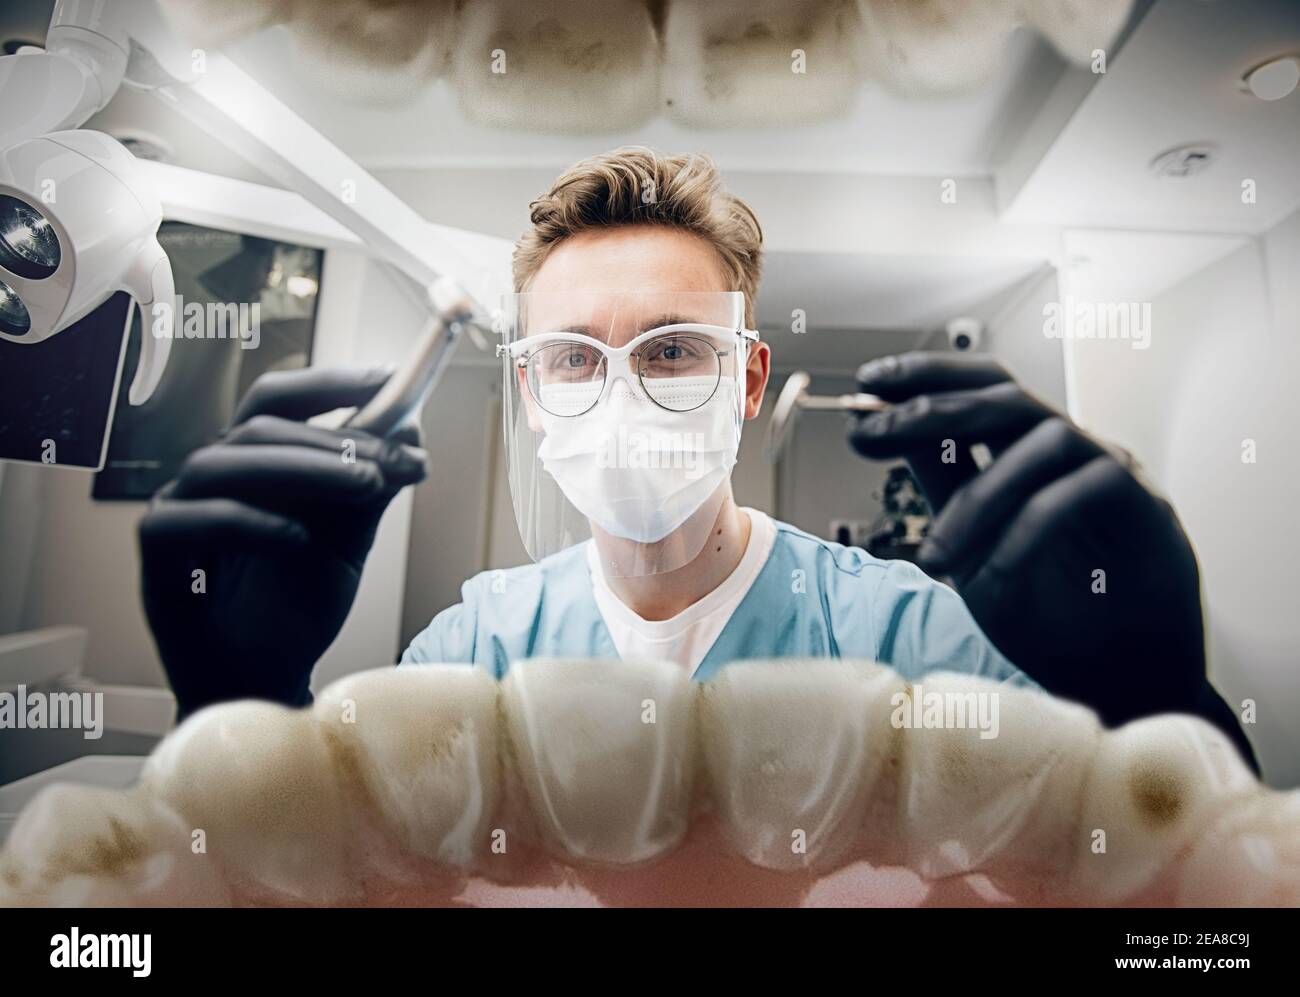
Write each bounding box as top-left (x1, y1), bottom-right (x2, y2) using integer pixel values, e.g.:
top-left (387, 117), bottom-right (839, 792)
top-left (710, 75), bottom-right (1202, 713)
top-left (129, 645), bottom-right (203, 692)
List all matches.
top-left (513, 147), bottom-right (764, 327)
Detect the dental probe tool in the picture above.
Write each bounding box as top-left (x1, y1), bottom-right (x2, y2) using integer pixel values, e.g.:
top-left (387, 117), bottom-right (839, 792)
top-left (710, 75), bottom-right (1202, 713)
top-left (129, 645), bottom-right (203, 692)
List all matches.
top-left (763, 370), bottom-right (890, 463)
top-left (345, 275), bottom-right (493, 439)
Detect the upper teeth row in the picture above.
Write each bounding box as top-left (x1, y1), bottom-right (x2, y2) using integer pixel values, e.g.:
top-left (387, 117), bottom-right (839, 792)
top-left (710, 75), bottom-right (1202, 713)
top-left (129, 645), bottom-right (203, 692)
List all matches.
top-left (1, 658), bottom-right (1294, 907)
top-left (161, 0), bottom-right (1132, 118)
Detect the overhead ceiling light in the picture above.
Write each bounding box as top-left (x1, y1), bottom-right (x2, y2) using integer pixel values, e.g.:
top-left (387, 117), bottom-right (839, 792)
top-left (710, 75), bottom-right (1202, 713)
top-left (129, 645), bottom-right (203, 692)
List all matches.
top-left (286, 274), bottom-right (318, 298)
top-left (1242, 55), bottom-right (1300, 101)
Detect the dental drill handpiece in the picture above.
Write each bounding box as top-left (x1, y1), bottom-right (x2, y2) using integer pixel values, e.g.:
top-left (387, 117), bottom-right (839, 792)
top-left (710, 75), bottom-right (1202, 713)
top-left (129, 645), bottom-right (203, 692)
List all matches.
top-left (344, 276), bottom-right (488, 439)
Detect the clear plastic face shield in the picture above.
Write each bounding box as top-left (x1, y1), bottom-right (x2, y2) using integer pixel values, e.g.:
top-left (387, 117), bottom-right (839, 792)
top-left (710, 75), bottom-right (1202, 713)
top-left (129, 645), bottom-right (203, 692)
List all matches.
top-left (499, 291), bottom-right (757, 578)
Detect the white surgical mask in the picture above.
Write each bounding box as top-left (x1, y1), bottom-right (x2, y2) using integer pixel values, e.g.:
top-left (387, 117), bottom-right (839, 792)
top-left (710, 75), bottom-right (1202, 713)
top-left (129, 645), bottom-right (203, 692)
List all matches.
top-left (536, 375), bottom-right (742, 543)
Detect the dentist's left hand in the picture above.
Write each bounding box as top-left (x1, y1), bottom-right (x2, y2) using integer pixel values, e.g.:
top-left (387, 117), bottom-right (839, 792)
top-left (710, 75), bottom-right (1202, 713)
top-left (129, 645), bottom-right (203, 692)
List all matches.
top-left (846, 352), bottom-right (1256, 771)
top-left (138, 367), bottom-right (428, 720)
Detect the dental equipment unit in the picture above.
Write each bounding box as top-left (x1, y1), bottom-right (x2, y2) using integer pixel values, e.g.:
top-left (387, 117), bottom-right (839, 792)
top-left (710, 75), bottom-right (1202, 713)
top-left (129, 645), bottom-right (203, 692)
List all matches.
top-left (0, 0), bottom-right (497, 425)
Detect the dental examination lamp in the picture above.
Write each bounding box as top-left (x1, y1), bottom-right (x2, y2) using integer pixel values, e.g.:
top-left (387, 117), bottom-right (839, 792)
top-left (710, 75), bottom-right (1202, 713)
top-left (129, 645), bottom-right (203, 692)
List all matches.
top-left (0, 0), bottom-right (495, 421)
top-left (763, 370), bottom-right (889, 462)
top-left (0, 131), bottom-right (173, 404)
top-left (0, 9), bottom-right (178, 404)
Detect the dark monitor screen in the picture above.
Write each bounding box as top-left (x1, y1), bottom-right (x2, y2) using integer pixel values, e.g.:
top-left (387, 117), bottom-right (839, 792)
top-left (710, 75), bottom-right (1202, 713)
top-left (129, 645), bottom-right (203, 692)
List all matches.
top-left (0, 222), bottom-right (323, 494)
top-left (92, 222), bottom-right (323, 500)
top-left (0, 291), bottom-right (133, 471)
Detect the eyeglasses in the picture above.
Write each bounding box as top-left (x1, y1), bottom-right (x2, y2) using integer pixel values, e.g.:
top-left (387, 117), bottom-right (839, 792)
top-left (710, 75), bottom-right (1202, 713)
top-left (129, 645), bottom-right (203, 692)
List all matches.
top-left (501, 323), bottom-right (759, 417)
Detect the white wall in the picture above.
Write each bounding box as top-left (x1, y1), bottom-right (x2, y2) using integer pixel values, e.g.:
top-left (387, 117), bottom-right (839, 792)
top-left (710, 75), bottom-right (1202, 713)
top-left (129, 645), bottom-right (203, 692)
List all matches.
top-left (0, 461), bottom-right (42, 635)
top-left (1068, 207), bottom-right (1300, 788)
top-left (375, 167), bottom-right (1061, 266)
top-left (0, 463), bottom-right (156, 684)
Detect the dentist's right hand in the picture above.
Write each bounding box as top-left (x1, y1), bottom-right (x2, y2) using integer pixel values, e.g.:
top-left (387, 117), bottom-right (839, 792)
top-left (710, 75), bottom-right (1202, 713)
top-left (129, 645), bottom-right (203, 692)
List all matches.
top-left (138, 367), bottom-right (428, 720)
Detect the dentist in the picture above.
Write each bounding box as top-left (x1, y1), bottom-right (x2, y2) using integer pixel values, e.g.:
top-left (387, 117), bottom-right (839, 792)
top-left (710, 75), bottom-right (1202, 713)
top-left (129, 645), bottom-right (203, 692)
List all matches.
top-left (138, 147), bottom-right (1255, 769)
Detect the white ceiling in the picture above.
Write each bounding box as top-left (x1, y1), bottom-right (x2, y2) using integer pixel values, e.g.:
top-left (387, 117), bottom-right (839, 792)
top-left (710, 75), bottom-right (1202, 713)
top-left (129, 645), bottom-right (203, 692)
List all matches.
top-left (755, 251), bottom-right (1050, 373)
top-left (754, 251), bottom-right (1046, 335)
top-left (1004, 0), bottom-right (1300, 233)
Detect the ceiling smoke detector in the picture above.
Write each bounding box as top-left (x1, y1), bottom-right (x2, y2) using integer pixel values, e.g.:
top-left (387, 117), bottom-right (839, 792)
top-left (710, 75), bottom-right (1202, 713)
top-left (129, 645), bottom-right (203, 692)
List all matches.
top-left (1148, 144), bottom-right (1217, 179)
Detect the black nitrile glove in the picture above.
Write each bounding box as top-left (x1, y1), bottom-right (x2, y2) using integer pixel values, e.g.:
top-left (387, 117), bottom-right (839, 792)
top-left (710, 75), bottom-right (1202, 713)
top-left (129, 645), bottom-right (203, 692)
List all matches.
top-left (848, 352), bottom-right (1257, 772)
top-left (139, 367), bottom-right (427, 720)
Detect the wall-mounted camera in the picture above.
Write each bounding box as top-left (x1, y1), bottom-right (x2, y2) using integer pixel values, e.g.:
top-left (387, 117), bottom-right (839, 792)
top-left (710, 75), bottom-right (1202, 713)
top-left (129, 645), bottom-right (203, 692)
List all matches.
top-left (945, 316), bottom-right (983, 352)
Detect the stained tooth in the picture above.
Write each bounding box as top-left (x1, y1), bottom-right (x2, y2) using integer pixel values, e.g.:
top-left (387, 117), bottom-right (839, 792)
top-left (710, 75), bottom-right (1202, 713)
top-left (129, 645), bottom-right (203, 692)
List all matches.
top-left (851, 0), bottom-right (1018, 97)
top-left (140, 700), bottom-right (352, 904)
top-left (156, 0), bottom-right (291, 49)
top-left (1024, 0), bottom-right (1135, 66)
top-left (0, 784), bottom-right (228, 907)
top-left (895, 673), bottom-right (1101, 882)
top-left (287, 0), bottom-right (454, 105)
top-left (6, 659), bottom-right (1287, 907)
top-left (1176, 791), bottom-right (1300, 907)
top-left (501, 658), bottom-right (696, 864)
top-left (313, 666), bottom-right (499, 867)
top-left (664, 0), bottom-right (864, 128)
top-left (699, 659), bottom-right (902, 871)
top-left (1072, 714), bottom-right (1258, 903)
top-left (451, 0), bottom-right (659, 132)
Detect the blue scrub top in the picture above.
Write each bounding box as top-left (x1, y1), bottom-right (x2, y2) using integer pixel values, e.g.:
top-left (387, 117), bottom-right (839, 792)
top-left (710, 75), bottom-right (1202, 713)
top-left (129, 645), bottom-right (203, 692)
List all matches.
top-left (402, 519), bottom-right (1035, 690)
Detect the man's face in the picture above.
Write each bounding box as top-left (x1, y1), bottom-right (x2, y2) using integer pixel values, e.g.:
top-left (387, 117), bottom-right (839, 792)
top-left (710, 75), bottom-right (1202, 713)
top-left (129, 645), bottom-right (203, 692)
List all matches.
top-left (523, 225), bottom-right (771, 420)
